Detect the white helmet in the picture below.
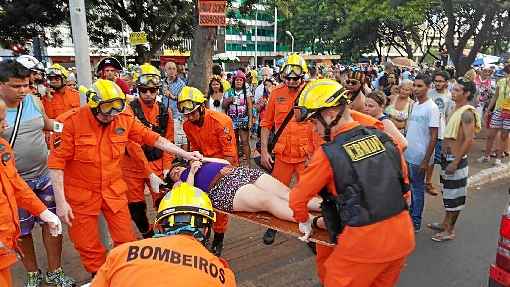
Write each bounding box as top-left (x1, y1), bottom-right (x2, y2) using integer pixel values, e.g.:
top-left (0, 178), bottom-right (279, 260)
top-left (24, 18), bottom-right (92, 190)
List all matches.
top-left (16, 55), bottom-right (44, 72)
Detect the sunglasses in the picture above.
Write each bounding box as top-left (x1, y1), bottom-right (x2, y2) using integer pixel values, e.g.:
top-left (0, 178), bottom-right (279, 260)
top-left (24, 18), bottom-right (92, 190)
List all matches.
top-left (285, 76), bottom-right (302, 81)
top-left (138, 86), bottom-right (159, 94)
top-left (98, 99), bottom-right (125, 115)
top-left (347, 79), bottom-right (360, 85)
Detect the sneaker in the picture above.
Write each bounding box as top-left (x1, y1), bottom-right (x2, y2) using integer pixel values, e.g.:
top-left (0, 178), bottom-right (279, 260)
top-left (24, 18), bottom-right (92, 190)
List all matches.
top-left (494, 158), bottom-right (503, 166)
top-left (413, 224), bottom-right (421, 233)
top-left (45, 267), bottom-right (76, 287)
top-left (477, 155), bottom-right (490, 163)
top-left (25, 270), bottom-right (43, 287)
top-left (262, 228), bottom-right (277, 245)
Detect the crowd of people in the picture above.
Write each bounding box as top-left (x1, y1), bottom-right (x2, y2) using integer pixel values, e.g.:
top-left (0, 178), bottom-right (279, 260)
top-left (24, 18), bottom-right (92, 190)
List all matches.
top-left (0, 51), bottom-right (508, 287)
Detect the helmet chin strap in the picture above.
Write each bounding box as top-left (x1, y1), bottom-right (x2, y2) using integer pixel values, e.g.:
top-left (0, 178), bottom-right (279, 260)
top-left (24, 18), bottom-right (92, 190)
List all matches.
top-left (191, 105), bottom-right (206, 127)
top-left (316, 105), bottom-right (346, 141)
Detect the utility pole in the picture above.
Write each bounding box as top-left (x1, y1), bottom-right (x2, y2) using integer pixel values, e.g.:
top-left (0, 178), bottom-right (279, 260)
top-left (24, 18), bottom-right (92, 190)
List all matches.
top-left (69, 0), bottom-right (92, 105)
top-left (255, 7), bottom-right (258, 67)
top-left (273, 6), bottom-right (277, 66)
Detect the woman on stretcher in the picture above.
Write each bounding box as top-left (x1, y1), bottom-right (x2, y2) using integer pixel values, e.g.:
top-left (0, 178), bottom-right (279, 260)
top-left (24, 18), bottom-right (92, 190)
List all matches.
top-left (165, 158), bottom-right (321, 223)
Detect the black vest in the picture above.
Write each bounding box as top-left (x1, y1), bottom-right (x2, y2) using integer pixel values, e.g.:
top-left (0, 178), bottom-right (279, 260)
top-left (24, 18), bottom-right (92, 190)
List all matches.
top-left (320, 126), bottom-right (408, 243)
top-left (129, 100), bottom-right (169, 161)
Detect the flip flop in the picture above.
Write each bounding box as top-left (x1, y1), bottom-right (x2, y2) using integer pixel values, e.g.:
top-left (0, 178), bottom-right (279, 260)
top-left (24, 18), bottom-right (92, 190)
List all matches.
top-left (427, 222), bottom-right (445, 231)
top-left (431, 232), bottom-right (455, 242)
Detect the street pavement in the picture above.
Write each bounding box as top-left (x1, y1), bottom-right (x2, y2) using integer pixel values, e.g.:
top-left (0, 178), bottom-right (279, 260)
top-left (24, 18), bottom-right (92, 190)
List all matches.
top-left (10, 136), bottom-right (510, 286)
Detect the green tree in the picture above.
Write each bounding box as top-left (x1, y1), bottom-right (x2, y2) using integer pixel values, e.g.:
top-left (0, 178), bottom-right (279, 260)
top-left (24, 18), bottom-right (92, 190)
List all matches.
top-left (0, 0), bottom-right (68, 47)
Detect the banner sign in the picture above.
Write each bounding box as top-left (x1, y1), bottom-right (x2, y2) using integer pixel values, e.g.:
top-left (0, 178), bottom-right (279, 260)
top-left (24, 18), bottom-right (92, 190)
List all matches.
top-left (129, 32), bottom-right (148, 46)
top-left (198, 0), bottom-right (227, 27)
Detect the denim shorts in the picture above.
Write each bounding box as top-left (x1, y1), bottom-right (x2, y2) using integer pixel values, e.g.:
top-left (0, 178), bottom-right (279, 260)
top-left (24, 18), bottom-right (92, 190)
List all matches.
top-left (18, 174), bottom-right (57, 236)
top-left (433, 139), bottom-right (443, 164)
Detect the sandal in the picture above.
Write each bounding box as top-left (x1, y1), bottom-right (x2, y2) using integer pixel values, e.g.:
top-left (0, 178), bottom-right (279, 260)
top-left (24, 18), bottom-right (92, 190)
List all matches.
top-left (427, 222), bottom-right (445, 232)
top-left (431, 232), bottom-right (455, 242)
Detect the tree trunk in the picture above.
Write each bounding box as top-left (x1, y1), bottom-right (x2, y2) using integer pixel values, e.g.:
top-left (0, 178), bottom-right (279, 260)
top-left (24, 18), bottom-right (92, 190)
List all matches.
top-left (188, 0), bottom-right (217, 93)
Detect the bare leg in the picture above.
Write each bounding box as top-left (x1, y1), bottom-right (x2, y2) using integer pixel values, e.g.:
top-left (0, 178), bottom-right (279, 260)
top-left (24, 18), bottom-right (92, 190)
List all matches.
top-left (443, 211), bottom-right (460, 234)
top-left (42, 224), bottom-right (63, 272)
top-left (18, 234), bottom-right (38, 272)
top-left (484, 128), bottom-right (497, 157)
top-left (253, 174), bottom-right (322, 211)
top-left (234, 184), bottom-right (299, 222)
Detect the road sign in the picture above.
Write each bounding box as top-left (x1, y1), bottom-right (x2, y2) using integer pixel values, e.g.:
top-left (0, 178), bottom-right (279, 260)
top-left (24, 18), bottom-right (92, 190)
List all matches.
top-left (198, 0), bottom-right (226, 27)
top-left (129, 32), bottom-right (148, 46)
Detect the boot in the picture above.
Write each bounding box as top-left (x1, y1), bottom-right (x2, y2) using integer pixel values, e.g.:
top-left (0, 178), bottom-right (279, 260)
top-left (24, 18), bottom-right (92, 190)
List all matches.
top-left (210, 232), bottom-right (225, 256)
top-left (262, 228), bottom-right (277, 245)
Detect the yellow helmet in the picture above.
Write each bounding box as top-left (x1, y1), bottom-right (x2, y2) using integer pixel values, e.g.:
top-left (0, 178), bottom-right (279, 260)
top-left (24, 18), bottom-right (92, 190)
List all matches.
top-left (281, 54), bottom-right (308, 77)
top-left (295, 79), bottom-right (350, 121)
top-left (80, 79), bottom-right (126, 115)
top-left (177, 86), bottom-right (207, 114)
top-left (155, 182), bottom-right (215, 238)
top-left (134, 63), bottom-right (161, 87)
top-left (47, 64), bottom-right (69, 80)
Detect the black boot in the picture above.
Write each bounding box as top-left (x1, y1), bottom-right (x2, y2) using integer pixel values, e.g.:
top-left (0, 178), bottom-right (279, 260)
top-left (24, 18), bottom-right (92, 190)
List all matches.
top-left (262, 228), bottom-right (277, 245)
top-left (210, 233), bottom-right (225, 256)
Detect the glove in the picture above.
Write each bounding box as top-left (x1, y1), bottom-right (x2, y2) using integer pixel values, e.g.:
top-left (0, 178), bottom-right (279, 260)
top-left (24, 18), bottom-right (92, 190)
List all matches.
top-left (163, 169), bottom-right (170, 178)
top-left (298, 217), bottom-right (313, 242)
top-left (149, 173), bottom-right (165, 194)
top-left (39, 209), bottom-right (62, 237)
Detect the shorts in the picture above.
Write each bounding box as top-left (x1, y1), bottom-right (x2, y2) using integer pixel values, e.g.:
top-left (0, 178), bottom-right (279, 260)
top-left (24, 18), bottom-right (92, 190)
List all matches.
top-left (18, 174), bottom-right (57, 236)
top-left (489, 109), bottom-right (510, 130)
top-left (440, 154), bottom-right (468, 211)
top-left (173, 117), bottom-right (188, 146)
top-left (231, 116), bottom-right (249, 131)
top-left (208, 167), bottom-right (265, 212)
top-left (433, 139), bottom-right (443, 164)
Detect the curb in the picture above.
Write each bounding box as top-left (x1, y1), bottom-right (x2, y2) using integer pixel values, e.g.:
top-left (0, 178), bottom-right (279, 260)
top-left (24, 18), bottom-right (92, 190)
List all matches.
top-left (468, 162), bottom-right (510, 189)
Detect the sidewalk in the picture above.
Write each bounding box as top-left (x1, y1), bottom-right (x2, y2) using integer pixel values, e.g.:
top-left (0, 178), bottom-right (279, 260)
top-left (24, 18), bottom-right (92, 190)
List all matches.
top-left (10, 134), bottom-right (509, 286)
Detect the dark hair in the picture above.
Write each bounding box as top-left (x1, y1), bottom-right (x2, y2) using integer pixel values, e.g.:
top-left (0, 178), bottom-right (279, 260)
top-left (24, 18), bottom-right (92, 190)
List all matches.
top-left (0, 60), bottom-right (31, 82)
top-left (212, 64), bottom-right (222, 76)
top-left (433, 70), bottom-right (450, 81)
top-left (366, 91), bottom-right (386, 107)
top-left (163, 160), bottom-right (188, 188)
top-left (414, 73), bottom-right (432, 86)
top-left (237, 67), bottom-right (246, 74)
top-left (504, 63), bottom-right (510, 74)
top-left (207, 77), bottom-right (223, 97)
top-left (457, 78), bottom-right (476, 101)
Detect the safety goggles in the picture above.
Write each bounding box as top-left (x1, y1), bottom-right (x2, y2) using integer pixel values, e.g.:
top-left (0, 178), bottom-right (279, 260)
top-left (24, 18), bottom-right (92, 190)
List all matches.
top-left (137, 74), bottom-right (161, 86)
top-left (178, 100), bottom-right (201, 114)
top-left (98, 98), bottom-right (125, 115)
top-left (282, 65), bottom-right (303, 77)
top-left (138, 86), bottom-right (159, 94)
top-left (47, 68), bottom-right (64, 78)
top-left (293, 106), bottom-right (321, 122)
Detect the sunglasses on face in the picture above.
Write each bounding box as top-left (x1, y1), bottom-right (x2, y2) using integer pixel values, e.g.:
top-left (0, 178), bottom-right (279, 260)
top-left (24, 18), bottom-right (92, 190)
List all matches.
top-left (347, 79), bottom-right (360, 85)
top-left (138, 86), bottom-right (159, 94)
top-left (285, 76), bottom-right (302, 81)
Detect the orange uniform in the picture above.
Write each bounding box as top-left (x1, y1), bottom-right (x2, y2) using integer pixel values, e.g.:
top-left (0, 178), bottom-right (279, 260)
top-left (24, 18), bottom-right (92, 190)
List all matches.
top-left (42, 86), bottom-right (81, 119)
top-left (121, 99), bottom-right (175, 204)
top-left (48, 106), bottom-right (161, 273)
top-left (289, 112), bottom-right (415, 287)
top-left (91, 234), bottom-right (236, 287)
top-left (0, 138), bottom-right (47, 287)
top-left (183, 109), bottom-right (238, 233)
top-left (259, 84), bottom-right (319, 185)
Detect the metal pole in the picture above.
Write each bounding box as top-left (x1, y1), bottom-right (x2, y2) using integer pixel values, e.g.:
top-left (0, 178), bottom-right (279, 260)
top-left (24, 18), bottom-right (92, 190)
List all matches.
top-left (273, 7), bottom-right (277, 66)
top-left (69, 0), bottom-right (92, 105)
top-left (255, 7), bottom-right (258, 67)
top-left (121, 20), bottom-right (127, 67)
top-left (291, 35), bottom-right (294, 53)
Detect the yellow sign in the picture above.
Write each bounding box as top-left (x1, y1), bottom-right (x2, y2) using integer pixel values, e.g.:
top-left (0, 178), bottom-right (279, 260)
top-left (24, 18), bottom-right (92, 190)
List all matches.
top-left (163, 49), bottom-right (191, 57)
top-left (343, 135), bottom-right (386, 162)
top-left (129, 32), bottom-right (148, 46)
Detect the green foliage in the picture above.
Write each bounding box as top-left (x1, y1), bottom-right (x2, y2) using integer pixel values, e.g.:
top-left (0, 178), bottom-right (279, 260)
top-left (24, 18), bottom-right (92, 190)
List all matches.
top-left (0, 0), bottom-right (68, 47)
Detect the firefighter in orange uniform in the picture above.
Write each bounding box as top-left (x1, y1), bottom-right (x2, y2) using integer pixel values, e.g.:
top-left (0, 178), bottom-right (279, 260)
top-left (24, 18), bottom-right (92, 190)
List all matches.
top-left (47, 79), bottom-right (202, 277)
top-left (259, 54), bottom-right (318, 244)
top-left (0, 99), bottom-right (62, 287)
top-left (178, 86), bottom-right (238, 256)
top-left (289, 79), bottom-right (415, 287)
top-left (121, 64), bottom-right (174, 238)
top-left (42, 64), bottom-right (81, 119)
top-left (90, 183), bottom-right (236, 287)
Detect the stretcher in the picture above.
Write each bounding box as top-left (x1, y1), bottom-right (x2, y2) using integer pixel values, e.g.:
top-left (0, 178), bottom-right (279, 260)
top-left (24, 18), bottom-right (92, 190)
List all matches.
top-left (215, 209), bottom-right (334, 246)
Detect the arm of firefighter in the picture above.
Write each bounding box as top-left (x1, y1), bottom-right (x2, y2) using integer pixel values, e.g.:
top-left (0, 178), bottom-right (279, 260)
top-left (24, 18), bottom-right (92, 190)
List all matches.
top-left (183, 122), bottom-right (200, 152)
top-left (216, 120), bottom-right (239, 165)
top-left (162, 108), bottom-right (176, 170)
top-left (382, 119), bottom-right (408, 150)
top-left (394, 137), bottom-right (411, 204)
top-left (289, 149), bottom-right (333, 223)
top-left (126, 141), bottom-right (153, 178)
top-left (202, 157), bottom-right (230, 164)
